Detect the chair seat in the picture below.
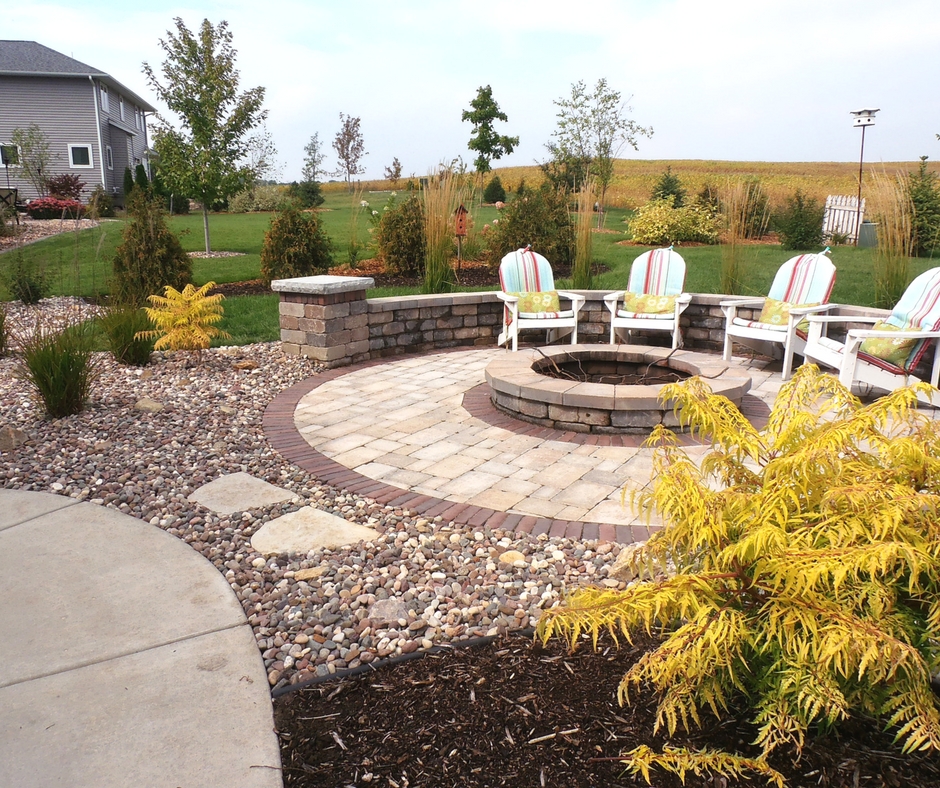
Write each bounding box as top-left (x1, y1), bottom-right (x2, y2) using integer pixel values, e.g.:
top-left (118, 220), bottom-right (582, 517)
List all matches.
top-left (518, 309), bottom-right (573, 320)
top-left (616, 310), bottom-right (676, 321)
top-left (813, 335), bottom-right (910, 376)
top-left (731, 317), bottom-right (788, 333)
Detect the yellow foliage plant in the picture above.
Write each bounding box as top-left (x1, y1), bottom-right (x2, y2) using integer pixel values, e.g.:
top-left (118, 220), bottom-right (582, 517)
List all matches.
top-left (538, 365), bottom-right (940, 786)
top-left (137, 282), bottom-right (231, 352)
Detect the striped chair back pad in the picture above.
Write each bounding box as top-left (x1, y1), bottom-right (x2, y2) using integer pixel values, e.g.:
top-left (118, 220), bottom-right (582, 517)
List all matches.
top-left (627, 248), bottom-right (686, 296)
top-left (887, 267), bottom-right (940, 331)
top-left (499, 248), bottom-right (556, 294)
top-left (767, 253), bottom-right (836, 304)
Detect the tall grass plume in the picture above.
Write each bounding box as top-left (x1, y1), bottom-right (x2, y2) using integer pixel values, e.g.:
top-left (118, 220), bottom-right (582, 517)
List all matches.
top-left (422, 168), bottom-right (465, 294)
top-left (573, 179), bottom-right (596, 289)
top-left (868, 169), bottom-right (912, 309)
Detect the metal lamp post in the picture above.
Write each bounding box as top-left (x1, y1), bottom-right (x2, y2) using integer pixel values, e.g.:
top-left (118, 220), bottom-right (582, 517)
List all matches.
top-left (850, 108), bottom-right (879, 246)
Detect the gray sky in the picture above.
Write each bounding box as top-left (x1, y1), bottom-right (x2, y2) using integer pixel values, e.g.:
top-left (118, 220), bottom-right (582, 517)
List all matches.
top-left (9, 0), bottom-right (940, 180)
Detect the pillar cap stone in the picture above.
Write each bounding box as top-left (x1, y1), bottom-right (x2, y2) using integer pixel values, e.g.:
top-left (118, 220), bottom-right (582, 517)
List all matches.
top-left (271, 275), bottom-right (374, 294)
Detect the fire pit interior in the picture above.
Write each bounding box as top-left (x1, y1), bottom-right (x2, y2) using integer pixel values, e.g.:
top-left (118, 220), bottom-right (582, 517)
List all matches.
top-left (485, 345), bottom-right (751, 434)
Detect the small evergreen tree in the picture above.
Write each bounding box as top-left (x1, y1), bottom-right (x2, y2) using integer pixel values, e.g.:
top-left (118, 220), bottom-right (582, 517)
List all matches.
top-left (111, 189), bottom-right (192, 306)
top-left (376, 193), bottom-right (426, 276)
top-left (135, 163), bottom-right (150, 192)
top-left (123, 167), bottom-right (135, 200)
top-left (483, 175), bottom-right (506, 204)
top-left (909, 156), bottom-right (940, 257)
top-left (288, 180), bottom-right (324, 209)
top-left (651, 166), bottom-right (685, 207)
top-left (260, 205), bottom-right (332, 284)
top-left (484, 185), bottom-right (574, 268)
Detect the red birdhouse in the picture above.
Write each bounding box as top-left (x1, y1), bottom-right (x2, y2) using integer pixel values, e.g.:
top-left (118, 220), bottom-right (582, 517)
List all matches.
top-left (454, 204), bottom-right (469, 237)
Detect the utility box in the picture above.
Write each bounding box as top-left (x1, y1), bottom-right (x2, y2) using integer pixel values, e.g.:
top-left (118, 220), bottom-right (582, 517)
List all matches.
top-left (858, 221), bottom-right (878, 248)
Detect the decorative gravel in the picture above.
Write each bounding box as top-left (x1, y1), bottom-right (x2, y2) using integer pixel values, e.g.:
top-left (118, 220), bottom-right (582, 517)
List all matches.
top-left (0, 298), bottom-right (628, 691)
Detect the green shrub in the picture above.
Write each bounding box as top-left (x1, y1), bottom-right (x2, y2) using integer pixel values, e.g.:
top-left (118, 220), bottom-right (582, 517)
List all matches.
top-left (909, 156), bottom-right (940, 257)
top-left (484, 185), bottom-right (574, 268)
top-left (651, 166), bottom-right (685, 207)
top-left (627, 198), bottom-right (721, 246)
top-left (260, 205), bottom-right (333, 284)
top-left (376, 193), bottom-right (426, 276)
top-left (123, 167), bottom-right (135, 201)
top-left (86, 184), bottom-right (115, 218)
top-left (483, 175), bottom-right (506, 204)
top-left (289, 180), bottom-right (325, 209)
top-left (230, 185), bottom-right (293, 213)
top-left (773, 189), bottom-right (824, 250)
top-left (99, 306), bottom-right (154, 365)
top-left (3, 249), bottom-right (49, 304)
top-left (228, 189), bottom-right (254, 213)
top-left (134, 164), bottom-right (149, 191)
top-left (540, 367), bottom-right (940, 785)
top-left (111, 189), bottom-right (192, 306)
top-left (15, 320), bottom-right (100, 418)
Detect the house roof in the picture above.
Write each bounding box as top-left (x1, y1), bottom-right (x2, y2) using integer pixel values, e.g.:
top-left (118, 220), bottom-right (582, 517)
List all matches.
top-left (0, 40), bottom-right (156, 112)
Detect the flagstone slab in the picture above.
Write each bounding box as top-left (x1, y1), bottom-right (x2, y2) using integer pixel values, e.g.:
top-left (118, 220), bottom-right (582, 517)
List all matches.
top-left (188, 471), bottom-right (296, 514)
top-left (251, 507), bottom-right (381, 556)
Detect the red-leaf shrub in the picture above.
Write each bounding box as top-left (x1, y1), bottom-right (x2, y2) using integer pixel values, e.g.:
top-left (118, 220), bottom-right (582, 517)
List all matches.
top-left (26, 197), bottom-right (86, 220)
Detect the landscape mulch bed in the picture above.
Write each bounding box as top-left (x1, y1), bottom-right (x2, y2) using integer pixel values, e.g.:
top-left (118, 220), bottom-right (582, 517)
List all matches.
top-left (274, 632), bottom-right (940, 788)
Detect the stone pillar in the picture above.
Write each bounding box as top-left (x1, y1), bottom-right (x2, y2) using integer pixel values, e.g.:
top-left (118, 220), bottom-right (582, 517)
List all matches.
top-left (271, 275), bottom-right (374, 368)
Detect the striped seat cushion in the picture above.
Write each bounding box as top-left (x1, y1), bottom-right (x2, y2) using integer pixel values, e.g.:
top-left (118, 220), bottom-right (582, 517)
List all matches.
top-left (618, 310), bottom-right (676, 321)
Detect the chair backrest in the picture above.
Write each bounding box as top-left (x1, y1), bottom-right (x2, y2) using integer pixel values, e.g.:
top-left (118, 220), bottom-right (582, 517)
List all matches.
top-left (499, 247), bottom-right (556, 294)
top-left (767, 251), bottom-right (836, 305)
top-left (0, 188), bottom-right (16, 210)
top-left (627, 247), bottom-right (686, 296)
top-left (887, 267), bottom-right (940, 331)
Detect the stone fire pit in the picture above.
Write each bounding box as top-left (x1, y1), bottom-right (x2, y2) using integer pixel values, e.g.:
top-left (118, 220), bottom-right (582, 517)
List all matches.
top-left (485, 345), bottom-right (752, 433)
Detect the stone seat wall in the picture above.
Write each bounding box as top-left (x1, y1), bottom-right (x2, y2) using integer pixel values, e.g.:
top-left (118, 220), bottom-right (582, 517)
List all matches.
top-left (272, 276), bottom-right (890, 369)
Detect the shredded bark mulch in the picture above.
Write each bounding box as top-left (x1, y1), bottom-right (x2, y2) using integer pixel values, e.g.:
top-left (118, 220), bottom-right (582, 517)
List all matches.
top-left (274, 632), bottom-right (940, 788)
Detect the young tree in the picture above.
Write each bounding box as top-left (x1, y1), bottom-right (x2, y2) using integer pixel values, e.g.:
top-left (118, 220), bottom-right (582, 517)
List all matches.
top-left (302, 132), bottom-right (326, 183)
top-left (909, 156), bottom-right (940, 257)
top-left (384, 157), bottom-right (402, 187)
top-left (143, 17), bottom-right (268, 252)
top-left (462, 85), bottom-right (519, 175)
top-left (332, 113), bottom-right (367, 191)
top-left (544, 78), bottom-right (652, 204)
top-left (10, 124), bottom-right (54, 197)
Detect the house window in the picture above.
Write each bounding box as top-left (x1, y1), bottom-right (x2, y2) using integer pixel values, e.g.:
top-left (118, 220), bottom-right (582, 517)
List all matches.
top-left (69, 144), bottom-right (93, 168)
top-left (119, 97), bottom-right (125, 121)
top-left (100, 84), bottom-right (109, 112)
top-left (134, 107), bottom-right (140, 130)
top-left (106, 145), bottom-right (113, 170)
top-left (0, 144), bottom-right (20, 167)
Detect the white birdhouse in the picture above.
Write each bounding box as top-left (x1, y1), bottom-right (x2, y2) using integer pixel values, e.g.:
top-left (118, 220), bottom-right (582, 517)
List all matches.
top-left (850, 108), bottom-right (880, 128)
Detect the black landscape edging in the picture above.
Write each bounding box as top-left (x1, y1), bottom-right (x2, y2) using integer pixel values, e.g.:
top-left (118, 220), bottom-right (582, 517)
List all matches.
top-left (272, 627), bottom-right (538, 698)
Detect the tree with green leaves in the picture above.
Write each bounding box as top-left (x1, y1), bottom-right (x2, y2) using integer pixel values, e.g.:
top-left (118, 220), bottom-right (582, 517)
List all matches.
top-left (10, 124), bottom-right (54, 197)
top-left (651, 166), bottom-right (685, 207)
top-left (302, 132), bottom-right (326, 183)
top-left (544, 78), bottom-right (652, 205)
top-left (332, 113), bottom-right (367, 191)
top-left (909, 156), bottom-right (940, 257)
top-left (143, 17), bottom-right (268, 252)
top-left (384, 157), bottom-right (402, 187)
top-left (462, 85), bottom-right (519, 175)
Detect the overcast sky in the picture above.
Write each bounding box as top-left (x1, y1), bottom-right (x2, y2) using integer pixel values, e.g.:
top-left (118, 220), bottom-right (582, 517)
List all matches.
top-left (8, 0), bottom-right (940, 181)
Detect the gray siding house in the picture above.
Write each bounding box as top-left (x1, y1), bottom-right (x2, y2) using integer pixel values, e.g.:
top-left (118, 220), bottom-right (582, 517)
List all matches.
top-left (0, 41), bottom-right (156, 203)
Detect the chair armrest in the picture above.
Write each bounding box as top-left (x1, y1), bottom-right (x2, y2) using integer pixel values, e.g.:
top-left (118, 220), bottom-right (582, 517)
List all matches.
top-left (676, 293), bottom-right (692, 304)
top-left (719, 297), bottom-right (764, 308)
top-left (788, 303), bottom-right (838, 315)
top-left (847, 328), bottom-right (940, 341)
top-left (802, 315), bottom-right (881, 325)
top-left (495, 292), bottom-right (518, 304)
top-left (556, 291), bottom-right (585, 305)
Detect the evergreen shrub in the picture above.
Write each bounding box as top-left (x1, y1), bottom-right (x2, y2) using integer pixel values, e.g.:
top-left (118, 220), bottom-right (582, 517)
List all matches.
top-left (774, 190), bottom-right (824, 250)
top-left (260, 205), bottom-right (333, 284)
top-left (376, 194), bottom-right (426, 276)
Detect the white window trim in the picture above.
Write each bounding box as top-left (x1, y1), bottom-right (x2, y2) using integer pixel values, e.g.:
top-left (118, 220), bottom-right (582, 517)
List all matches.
top-left (119, 96), bottom-right (125, 121)
top-left (134, 107), bottom-right (140, 130)
top-left (69, 144), bottom-right (94, 169)
top-left (106, 145), bottom-right (113, 170)
top-left (100, 84), bottom-right (109, 113)
top-left (1, 143), bottom-right (21, 167)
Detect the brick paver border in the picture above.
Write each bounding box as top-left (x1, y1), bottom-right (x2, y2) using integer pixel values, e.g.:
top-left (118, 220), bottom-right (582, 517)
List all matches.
top-left (263, 350), bottom-right (771, 544)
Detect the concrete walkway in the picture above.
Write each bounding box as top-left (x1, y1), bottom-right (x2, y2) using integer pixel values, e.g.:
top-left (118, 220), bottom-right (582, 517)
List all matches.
top-left (0, 489), bottom-right (281, 788)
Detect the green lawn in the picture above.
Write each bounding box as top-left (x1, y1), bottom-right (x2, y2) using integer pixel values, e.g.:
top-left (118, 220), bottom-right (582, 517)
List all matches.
top-left (2, 192), bottom-right (932, 346)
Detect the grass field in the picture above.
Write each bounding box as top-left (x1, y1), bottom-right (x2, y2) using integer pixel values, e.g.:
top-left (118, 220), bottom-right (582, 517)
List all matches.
top-left (4, 161), bottom-right (938, 346)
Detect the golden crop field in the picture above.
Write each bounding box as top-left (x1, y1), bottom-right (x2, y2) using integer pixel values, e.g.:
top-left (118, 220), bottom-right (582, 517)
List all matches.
top-left (323, 159), bottom-right (940, 211)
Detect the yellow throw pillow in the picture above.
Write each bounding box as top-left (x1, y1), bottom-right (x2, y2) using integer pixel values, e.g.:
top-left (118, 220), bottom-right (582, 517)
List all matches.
top-left (622, 292), bottom-right (676, 314)
top-left (758, 298), bottom-right (818, 332)
top-left (859, 321), bottom-right (919, 369)
top-left (512, 290), bottom-right (561, 313)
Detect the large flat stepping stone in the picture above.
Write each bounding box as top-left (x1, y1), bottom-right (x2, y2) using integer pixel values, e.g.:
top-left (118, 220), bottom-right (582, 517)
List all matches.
top-left (188, 471), bottom-right (296, 514)
top-left (251, 507), bottom-right (381, 556)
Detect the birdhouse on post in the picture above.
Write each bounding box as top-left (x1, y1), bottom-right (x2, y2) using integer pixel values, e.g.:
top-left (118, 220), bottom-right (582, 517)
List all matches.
top-left (454, 204), bottom-right (469, 237)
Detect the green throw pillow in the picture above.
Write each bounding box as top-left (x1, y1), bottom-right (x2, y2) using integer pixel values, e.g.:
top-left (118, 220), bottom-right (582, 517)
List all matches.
top-left (622, 292), bottom-right (676, 314)
top-left (859, 320), bottom-right (919, 369)
top-left (513, 291), bottom-right (561, 313)
top-left (758, 298), bottom-right (818, 332)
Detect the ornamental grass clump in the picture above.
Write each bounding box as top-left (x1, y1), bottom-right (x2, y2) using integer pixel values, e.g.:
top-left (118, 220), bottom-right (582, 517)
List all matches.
top-left (539, 365), bottom-right (940, 786)
top-left (14, 320), bottom-right (100, 418)
top-left (137, 282), bottom-right (230, 352)
top-left (99, 305), bottom-right (155, 366)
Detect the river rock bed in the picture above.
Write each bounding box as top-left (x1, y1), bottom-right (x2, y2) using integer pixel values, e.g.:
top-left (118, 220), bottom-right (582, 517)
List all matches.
top-left (0, 297), bottom-right (629, 691)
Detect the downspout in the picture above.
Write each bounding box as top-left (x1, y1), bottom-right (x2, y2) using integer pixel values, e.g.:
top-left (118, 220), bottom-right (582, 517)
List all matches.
top-left (90, 76), bottom-right (106, 188)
